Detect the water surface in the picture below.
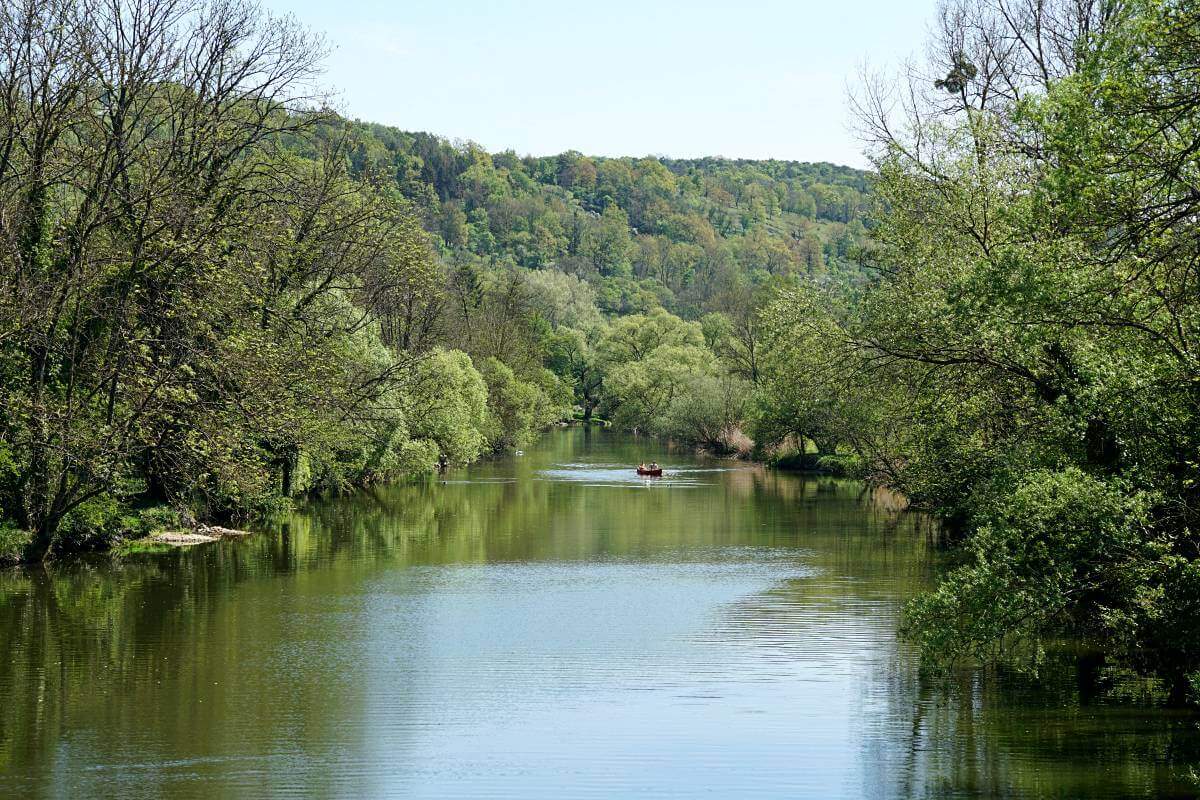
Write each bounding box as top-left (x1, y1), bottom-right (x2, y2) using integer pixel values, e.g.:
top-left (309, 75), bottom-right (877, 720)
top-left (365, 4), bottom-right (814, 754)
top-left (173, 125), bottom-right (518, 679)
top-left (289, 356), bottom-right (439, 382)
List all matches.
top-left (2, 428), bottom-right (1198, 798)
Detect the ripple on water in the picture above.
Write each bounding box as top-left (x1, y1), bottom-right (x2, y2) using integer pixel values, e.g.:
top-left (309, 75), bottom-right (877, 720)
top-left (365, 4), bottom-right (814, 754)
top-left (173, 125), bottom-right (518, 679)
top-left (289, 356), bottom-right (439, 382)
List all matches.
top-left (535, 461), bottom-right (727, 487)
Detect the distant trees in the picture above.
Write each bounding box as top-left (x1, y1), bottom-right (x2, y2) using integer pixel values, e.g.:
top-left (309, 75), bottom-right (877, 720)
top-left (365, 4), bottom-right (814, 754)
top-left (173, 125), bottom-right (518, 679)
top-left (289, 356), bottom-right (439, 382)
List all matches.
top-left (319, 121), bottom-right (874, 317)
top-left (581, 204), bottom-right (635, 277)
top-left (524, 270), bottom-right (603, 330)
top-left (545, 328), bottom-right (605, 422)
top-left (0, 0), bottom-right (869, 565)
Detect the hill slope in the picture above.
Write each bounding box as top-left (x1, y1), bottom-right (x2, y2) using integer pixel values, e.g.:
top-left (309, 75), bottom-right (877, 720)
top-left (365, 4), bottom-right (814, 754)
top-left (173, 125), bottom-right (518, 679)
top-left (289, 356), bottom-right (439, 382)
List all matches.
top-left (310, 120), bottom-right (873, 317)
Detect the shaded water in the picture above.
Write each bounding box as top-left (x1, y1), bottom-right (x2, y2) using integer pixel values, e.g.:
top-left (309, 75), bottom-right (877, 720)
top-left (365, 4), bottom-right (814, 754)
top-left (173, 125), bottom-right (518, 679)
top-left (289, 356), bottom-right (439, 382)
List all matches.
top-left (1, 428), bottom-right (1198, 798)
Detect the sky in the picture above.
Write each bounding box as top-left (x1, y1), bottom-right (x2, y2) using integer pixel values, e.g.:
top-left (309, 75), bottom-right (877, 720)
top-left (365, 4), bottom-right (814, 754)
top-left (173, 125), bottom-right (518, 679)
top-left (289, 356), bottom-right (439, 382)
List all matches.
top-left (261, 0), bottom-right (936, 168)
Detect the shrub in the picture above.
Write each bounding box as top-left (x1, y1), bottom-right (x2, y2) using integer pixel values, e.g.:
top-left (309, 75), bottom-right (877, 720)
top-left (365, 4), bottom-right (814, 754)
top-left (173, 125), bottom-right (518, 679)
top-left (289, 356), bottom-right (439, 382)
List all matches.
top-left (56, 495), bottom-right (126, 553)
top-left (0, 522), bottom-right (32, 565)
top-left (901, 469), bottom-right (1158, 667)
top-left (138, 505), bottom-right (185, 534)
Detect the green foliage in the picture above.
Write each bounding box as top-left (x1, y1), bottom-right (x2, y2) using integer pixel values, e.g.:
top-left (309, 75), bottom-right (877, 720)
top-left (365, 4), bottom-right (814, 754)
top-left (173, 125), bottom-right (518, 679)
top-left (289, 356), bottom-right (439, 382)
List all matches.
top-left (56, 497), bottom-right (128, 554)
top-left (605, 345), bottom-right (713, 433)
top-left (479, 358), bottom-right (571, 451)
top-left (0, 2), bottom-right (570, 559)
top-left (404, 349), bottom-right (491, 466)
top-left (137, 506), bottom-right (185, 535)
top-left (0, 0), bottom-right (856, 564)
top-left (754, 0), bottom-right (1200, 698)
top-left (323, 120), bottom-right (874, 315)
top-left (598, 308), bottom-right (705, 363)
top-left (0, 522), bottom-right (32, 565)
top-left (902, 470), bottom-right (1158, 663)
top-left (754, 285), bottom-right (862, 459)
top-left (523, 270), bottom-right (603, 331)
top-left (658, 373), bottom-right (755, 455)
top-left (574, 305), bottom-right (761, 449)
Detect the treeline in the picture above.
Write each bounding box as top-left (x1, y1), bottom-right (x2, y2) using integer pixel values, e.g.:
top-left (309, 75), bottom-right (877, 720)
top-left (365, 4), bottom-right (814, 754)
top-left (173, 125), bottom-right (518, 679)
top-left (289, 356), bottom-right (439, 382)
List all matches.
top-left (0, 0), bottom-right (576, 562)
top-left (303, 120), bottom-right (872, 316)
top-left (754, 0), bottom-right (1200, 702)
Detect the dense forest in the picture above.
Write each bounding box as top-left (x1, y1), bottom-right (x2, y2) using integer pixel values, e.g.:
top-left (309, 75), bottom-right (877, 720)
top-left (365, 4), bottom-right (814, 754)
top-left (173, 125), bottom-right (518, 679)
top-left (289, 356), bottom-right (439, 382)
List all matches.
top-left (322, 122), bottom-right (873, 316)
top-left (3, 0), bottom-right (1200, 710)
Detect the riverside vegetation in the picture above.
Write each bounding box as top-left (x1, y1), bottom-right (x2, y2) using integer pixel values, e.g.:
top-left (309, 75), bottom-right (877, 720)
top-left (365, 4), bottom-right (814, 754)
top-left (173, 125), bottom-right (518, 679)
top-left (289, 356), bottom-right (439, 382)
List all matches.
top-left (1, 0), bottom-right (1199, 708)
top-left (760, 0), bottom-right (1200, 703)
top-left (0, 0), bottom-right (869, 565)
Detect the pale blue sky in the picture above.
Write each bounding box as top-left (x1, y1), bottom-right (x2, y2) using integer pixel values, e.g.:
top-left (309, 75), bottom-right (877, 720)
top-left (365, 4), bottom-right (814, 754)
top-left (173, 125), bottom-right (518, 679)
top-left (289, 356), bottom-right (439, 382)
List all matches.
top-left (263, 0), bottom-right (935, 167)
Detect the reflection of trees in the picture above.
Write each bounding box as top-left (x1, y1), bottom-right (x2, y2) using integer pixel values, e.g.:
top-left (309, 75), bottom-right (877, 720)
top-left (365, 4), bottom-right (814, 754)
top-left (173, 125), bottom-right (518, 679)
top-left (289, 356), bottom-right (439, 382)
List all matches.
top-left (3, 428), bottom-right (1196, 796)
top-left (0, 543), bottom-right (382, 793)
top-left (706, 467), bottom-right (1200, 798)
top-left (1, 557), bottom-right (189, 775)
top-left (4, 431), bottom-right (900, 789)
top-left (858, 644), bottom-right (1200, 797)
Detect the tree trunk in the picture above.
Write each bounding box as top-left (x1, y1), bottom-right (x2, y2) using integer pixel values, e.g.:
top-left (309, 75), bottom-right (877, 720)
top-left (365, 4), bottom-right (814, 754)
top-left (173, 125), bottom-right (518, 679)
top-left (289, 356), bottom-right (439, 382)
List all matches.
top-left (1167, 671), bottom-right (1193, 708)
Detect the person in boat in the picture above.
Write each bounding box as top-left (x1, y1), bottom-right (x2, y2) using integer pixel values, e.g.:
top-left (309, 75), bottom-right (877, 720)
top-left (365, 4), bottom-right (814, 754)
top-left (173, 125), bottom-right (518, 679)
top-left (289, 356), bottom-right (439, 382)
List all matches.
top-left (649, 461), bottom-right (659, 471)
top-left (638, 461), bottom-right (647, 470)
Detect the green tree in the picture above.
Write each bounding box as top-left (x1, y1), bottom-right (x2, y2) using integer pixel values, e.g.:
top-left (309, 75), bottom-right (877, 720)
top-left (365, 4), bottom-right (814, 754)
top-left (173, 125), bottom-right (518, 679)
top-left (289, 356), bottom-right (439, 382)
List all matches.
top-left (0, 0), bottom-right (328, 554)
top-left (798, 0), bottom-right (1200, 699)
top-left (581, 204), bottom-right (634, 277)
top-left (403, 350), bottom-right (490, 467)
top-left (546, 327), bottom-right (606, 422)
top-left (604, 344), bottom-right (714, 433)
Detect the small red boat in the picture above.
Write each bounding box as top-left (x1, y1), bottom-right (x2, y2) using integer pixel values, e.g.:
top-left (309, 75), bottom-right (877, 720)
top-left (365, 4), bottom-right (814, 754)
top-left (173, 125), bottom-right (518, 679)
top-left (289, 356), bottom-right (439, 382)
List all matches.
top-left (636, 467), bottom-right (663, 476)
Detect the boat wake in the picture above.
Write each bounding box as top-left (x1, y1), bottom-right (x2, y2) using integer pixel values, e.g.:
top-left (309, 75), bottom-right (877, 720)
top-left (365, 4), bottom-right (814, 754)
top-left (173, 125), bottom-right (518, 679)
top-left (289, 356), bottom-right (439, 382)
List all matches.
top-left (535, 463), bottom-right (716, 487)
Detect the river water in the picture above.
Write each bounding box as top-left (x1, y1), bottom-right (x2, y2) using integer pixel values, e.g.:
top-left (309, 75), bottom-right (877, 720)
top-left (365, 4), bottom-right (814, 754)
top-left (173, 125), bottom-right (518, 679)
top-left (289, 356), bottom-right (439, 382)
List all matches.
top-left (1, 428), bottom-right (1197, 798)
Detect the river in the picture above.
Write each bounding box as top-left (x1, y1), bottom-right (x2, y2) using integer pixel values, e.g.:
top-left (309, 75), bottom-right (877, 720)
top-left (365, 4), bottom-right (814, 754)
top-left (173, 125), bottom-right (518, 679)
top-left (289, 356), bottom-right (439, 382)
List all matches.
top-left (1, 428), bottom-right (1197, 798)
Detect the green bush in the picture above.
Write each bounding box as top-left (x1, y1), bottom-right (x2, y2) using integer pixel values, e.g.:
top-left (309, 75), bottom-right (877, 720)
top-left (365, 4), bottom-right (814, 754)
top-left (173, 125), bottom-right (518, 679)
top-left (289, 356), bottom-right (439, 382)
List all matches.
top-left (815, 453), bottom-right (861, 477)
top-left (137, 505), bottom-right (185, 534)
top-left (57, 495), bottom-right (126, 552)
top-left (901, 469), bottom-right (1158, 668)
top-left (0, 522), bottom-right (32, 565)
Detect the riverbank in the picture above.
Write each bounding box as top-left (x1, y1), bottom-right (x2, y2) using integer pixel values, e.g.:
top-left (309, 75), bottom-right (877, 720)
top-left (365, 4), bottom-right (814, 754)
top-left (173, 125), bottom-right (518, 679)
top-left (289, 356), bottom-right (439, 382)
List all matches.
top-left (0, 506), bottom-right (259, 567)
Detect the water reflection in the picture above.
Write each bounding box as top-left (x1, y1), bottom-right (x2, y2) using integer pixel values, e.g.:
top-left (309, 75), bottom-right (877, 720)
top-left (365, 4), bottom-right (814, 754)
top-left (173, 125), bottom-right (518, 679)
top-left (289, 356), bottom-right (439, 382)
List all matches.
top-left (0, 428), bottom-right (1197, 798)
